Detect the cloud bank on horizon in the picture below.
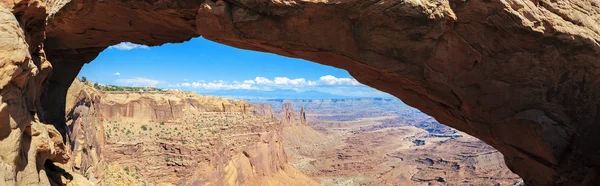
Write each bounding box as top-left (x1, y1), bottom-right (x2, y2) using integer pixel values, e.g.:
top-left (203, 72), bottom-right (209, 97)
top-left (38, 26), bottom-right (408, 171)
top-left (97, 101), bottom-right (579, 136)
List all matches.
top-left (172, 75), bottom-right (360, 90)
top-left (170, 75), bottom-right (387, 97)
top-left (110, 75), bottom-right (388, 97)
top-left (115, 77), bottom-right (160, 87)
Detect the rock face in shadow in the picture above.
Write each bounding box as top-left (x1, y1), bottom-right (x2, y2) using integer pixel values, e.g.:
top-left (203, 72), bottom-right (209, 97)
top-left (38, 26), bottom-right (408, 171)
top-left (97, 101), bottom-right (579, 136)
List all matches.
top-left (63, 79), bottom-right (106, 180)
top-left (0, 0), bottom-right (598, 185)
top-left (0, 2), bottom-right (82, 185)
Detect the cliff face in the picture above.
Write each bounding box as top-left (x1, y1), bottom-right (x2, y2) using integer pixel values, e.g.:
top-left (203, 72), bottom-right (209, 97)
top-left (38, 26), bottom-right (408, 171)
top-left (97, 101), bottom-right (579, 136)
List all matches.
top-left (62, 79), bottom-right (314, 185)
top-left (0, 2), bottom-right (74, 185)
top-left (279, 103), bottom-right (308, 126)
top-left (63, 79), bottom-right (105, 180)
top-left (93, 91), bottom-right (273, 122)
top-left (0, 0), bottom-right (599, 185)
top-left (280, 103), bottom-right (296, 125)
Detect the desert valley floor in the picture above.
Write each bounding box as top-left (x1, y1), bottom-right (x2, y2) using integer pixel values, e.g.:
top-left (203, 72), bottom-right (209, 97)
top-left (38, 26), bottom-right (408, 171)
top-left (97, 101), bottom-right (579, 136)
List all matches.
top-left (62, 79), bottom-right (522, 186)
top-left (261, 99), bottom-right (522, 185)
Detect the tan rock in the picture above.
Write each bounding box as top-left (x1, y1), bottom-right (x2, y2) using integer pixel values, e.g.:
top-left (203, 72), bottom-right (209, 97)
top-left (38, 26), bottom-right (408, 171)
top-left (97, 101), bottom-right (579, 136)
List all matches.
top-left (299, 107), bottom-right (307, 126)
top-left (0, 2), bottom-right (86, 185)
top-left (64, 80), bottom-right (315, 185)
top-left (0, 0), bottom-right (597, 185)
top-left (280, 103), bottom-right (296, 125)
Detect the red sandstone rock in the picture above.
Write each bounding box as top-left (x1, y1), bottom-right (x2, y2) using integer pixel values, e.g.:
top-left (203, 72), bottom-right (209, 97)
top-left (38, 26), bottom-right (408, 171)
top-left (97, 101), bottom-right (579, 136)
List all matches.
top-left (300, 106), bottom-right (307, 125)
top-left (280, 103), bottom-right (296, 125)
top-left (0, 0), bottom-right (598, 185)
top-left (65, 79), bottom-right (315, 185)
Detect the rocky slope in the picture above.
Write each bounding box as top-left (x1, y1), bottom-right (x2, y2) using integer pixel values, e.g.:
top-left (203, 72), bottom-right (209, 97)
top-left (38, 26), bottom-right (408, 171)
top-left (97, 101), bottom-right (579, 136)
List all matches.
top-left (63, 79), bottom-right (317, 185)
top-left (277, 101), bottom-right (521, 185)
top-left (0, 0), bottom-right (599, 185)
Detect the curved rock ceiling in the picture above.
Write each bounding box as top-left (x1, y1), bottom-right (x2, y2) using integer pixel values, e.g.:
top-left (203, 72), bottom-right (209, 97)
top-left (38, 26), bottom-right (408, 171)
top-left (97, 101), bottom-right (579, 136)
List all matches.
top-left (0, 0), bottom-right (599, 185)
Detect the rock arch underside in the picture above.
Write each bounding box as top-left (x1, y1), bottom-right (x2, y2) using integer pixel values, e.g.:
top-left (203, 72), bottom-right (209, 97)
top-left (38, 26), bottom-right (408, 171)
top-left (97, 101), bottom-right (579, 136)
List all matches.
top-left (0, 0), bottom-right (599, 185)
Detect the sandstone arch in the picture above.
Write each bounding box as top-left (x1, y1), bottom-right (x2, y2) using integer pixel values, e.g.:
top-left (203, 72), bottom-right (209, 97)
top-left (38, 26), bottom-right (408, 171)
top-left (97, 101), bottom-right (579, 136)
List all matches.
top-left (1, 0), bottom-right (599, 185)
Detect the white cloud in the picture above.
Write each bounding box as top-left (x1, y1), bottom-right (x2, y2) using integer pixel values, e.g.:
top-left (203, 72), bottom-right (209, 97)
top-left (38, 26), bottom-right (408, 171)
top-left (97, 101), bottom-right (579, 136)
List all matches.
top-left (169, 75), bottom-right (366, 95)
top-left (109, 42), bottom-right (150, 51)
top-left (177, 81), bottom-right (257, 90)
top-left (252, 77), bottom-right (309, 86)
top-left (114, 72), bottom-right (121, 76)
top-left (319, 75), bottom-right (361, 85)
top-left (255, 77), bottom-right (274, 84)
top-left (273, 77), bottom-right (306, 85)
top-left (116, 77), bottom-right (160, 87)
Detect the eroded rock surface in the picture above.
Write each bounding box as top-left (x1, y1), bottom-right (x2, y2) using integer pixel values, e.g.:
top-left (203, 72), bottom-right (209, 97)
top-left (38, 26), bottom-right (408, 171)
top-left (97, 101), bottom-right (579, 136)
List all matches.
top-left (93, 91), bottom-right (270, 122)
top-left (280, 103), bottom-right (296, 125)
top-left (276, 100), bottom-right (521, 185)
top-left (65, 79), bottom-right (317, 185)
top-left (0, 0), bottom-right (598, 185)
top-left (0, 1), bottom-right (84, 185)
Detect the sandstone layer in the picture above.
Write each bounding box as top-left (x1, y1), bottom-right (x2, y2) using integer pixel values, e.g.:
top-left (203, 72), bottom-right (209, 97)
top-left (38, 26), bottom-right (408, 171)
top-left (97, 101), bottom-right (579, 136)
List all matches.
top-left (280, 103), bottom-right (308, 126)
top-left (274, 100), bottom-right (521, 185)
top-left (0, 0), bottom-right (598, 185)
top-left (94, 91), bottom-right (273, 122)
top-left (64, 79), bottom-right (317, 185)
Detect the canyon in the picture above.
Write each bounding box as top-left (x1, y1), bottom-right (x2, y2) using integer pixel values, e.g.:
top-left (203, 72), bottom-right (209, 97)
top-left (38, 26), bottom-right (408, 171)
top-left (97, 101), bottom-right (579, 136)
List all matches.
top-left (260, 98), bottom-right (522, 185)
top-left (65, 78), bottom-right (317, 185)
top-left (0, 0), bottom-right (599, 185)
top-left (63, 78), bottom-right (521, 185)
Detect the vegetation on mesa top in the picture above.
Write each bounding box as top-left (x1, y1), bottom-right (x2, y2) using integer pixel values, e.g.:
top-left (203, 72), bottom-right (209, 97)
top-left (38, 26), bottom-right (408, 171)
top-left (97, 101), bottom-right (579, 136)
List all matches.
top-left (77, 77), bottom-right (246, 104)
top-left (80, 76), bottom-right (165, 92)
top-left (94, 84), bottom-right (165, 92)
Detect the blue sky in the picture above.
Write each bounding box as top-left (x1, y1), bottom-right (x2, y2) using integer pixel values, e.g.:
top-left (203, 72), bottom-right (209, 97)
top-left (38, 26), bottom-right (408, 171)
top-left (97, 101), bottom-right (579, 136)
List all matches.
top-left (79, 37), bottom-right (391, 98)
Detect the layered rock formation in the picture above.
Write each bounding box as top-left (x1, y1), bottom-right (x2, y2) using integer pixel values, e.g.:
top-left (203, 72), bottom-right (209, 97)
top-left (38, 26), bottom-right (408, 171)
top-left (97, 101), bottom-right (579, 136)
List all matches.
top-left (280, 103), bottom-right (296, 125)
top-left (94, 91), bottom-right (273, 122)
top-left (279, 100), bottom-right (521, 185)
top-left (63, 79), bottom-right (105, 180)
top-left (0, 0), bottom-right (599, 185)
top-left (280, 103), bottom-right (308, 126)
top-left (64, 79), bottom-right (317, 185)
top-left (299, 107), bottom-right (307, 125)
top-left (0, 2), bottom-right (78, 185)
